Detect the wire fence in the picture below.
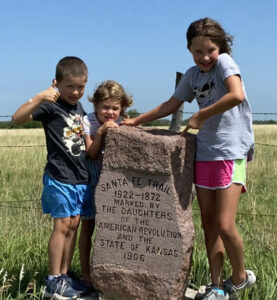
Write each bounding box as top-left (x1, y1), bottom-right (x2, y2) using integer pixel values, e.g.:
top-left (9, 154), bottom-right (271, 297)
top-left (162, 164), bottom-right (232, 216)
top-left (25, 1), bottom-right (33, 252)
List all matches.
top-left (0, 113), bottom-right (277, 147)
top-left (1, 199), bottom-right (276, 218)
top-left (0, 201), bottom-right (276, 252)
top-left (2, 112), bottom-right (277, 118)
top-left (0, 142), bottom-right (277, 148)
top-left (0, 113), bottom-right (276, 252)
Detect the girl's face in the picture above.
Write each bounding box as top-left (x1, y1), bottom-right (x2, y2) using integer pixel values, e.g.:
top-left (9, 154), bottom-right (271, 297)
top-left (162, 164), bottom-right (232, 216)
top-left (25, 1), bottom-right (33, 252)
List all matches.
top-left (189, 36), bottom-right (220, 72)
top-left (95, 98), bottom-right (122, 124)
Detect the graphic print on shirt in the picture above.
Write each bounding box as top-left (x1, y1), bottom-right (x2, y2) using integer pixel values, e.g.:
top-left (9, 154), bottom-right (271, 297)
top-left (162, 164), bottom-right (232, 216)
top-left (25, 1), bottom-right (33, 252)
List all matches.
top-left (193, 79), bottom-right (215, 109)
top-left (62, 114), bottom-right (86, 156)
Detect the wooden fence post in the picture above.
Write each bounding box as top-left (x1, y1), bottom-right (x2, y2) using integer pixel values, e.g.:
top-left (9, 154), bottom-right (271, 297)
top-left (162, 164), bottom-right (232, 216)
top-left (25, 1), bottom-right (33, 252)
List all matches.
top-left (169, 72), bottom-right (183, 132)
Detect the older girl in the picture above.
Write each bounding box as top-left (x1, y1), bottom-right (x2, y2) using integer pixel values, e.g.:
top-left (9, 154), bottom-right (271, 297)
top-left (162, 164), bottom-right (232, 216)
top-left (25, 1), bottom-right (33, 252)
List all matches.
top-left (122, 18), bottom-right (256, 300)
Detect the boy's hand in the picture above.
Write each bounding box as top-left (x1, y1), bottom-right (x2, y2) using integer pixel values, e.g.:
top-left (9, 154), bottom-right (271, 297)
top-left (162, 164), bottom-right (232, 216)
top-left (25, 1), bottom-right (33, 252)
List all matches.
top-left (12, 80), bottom-right (60, 125)
top-left (37, 80), bottom-right (60, 104)
top-left (97, 121), bottom-right (119, 135)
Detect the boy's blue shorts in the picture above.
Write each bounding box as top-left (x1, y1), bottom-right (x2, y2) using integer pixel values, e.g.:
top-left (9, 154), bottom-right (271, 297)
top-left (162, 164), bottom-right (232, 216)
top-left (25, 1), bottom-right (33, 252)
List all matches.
top-left (41, 173), bottom-right (91, 218)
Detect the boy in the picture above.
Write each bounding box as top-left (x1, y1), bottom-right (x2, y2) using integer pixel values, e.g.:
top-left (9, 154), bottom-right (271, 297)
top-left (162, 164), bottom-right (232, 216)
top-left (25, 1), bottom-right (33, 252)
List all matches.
top-left (13, 56), bottom-right (91, 299)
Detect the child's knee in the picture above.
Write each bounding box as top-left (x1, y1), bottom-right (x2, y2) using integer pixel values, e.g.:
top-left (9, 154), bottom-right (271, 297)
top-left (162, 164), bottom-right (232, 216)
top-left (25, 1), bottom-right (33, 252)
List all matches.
top-left (218, 223), bottom-right (237, 240)
top-left (53, 217), bottom-right (71, 233)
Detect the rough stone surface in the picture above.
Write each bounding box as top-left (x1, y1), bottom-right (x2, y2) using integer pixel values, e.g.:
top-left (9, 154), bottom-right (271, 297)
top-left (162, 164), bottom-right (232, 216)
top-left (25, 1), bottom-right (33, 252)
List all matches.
top-left (90, 126), bottom-right (196, 300)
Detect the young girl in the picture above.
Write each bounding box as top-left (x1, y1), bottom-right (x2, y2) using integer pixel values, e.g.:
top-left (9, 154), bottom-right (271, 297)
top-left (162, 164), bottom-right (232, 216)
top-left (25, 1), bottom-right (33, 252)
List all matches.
top-left (80, 80), bottom-right (133, 287)
top-left (122, 18), bottom-right (256, 299)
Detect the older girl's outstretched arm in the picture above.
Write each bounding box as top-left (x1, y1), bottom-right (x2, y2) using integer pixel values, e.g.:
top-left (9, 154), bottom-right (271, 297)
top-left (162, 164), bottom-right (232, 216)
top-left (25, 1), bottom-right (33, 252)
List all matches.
top-left (121, 96), bottom-right (183, 126)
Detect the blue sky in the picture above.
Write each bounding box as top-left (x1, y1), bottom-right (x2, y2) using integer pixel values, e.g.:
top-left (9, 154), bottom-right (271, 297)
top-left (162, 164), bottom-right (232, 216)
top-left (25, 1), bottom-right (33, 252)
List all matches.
top-left (1, 0), bottom-right (276, 120)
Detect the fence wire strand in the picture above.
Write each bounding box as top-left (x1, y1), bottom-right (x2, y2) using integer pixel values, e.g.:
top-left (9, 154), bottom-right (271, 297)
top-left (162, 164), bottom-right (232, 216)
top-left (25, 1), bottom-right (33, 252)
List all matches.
top-left (1, 114), bottom-right (276, 253)
top-left (2, 112), bottom-right (277, 118)
top-left (1, 142), bottom-right (277, 148)
top-left (1, 203), bottom-right (276, 251)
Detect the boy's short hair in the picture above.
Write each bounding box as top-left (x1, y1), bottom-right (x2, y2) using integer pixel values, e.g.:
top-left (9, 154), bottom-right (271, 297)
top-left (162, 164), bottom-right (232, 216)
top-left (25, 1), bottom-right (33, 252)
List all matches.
top-left (56, 56), bottom-right (88, 82)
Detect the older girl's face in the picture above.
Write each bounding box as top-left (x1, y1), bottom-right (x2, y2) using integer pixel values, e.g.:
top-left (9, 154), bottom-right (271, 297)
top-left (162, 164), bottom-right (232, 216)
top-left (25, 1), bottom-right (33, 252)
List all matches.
top-left (95, 99), bottom-right (122, 124)
top-left (189, 36), bottom-right (220, 72)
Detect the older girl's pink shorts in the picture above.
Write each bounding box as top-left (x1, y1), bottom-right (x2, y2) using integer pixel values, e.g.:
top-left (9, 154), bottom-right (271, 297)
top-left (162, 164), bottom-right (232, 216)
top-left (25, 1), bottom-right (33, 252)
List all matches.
top-left (194, 159), bottom-right (247, 193)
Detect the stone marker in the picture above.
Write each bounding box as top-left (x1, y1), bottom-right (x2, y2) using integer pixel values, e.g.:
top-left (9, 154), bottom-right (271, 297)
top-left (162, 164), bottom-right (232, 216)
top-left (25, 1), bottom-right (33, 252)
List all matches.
top-left (90, 126), bottom-right (196, 300)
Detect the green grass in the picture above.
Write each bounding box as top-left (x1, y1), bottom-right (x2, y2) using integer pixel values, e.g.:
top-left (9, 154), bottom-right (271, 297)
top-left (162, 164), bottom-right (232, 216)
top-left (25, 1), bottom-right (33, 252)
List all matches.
top-left (0, 126), bottom-right (276, 299)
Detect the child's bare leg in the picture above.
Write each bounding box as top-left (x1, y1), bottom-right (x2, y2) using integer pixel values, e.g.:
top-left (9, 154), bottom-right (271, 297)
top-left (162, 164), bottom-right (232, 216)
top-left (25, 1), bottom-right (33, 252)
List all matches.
top-left (216, 184), bottom-right (246, 285)
top-left (79, 219), bottom-right (95, 284)
top-left (48, 217), bottom-right (71, 275)
top-left (197, 187), bottom-right (225, 286)
top-left (61, 215), bottom-right (80, 274)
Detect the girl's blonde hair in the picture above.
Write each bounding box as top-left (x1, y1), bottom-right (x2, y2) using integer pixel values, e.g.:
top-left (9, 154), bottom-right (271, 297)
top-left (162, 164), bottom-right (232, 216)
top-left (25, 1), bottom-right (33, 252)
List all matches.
top-left (186, 18), bottom-right (233, 55)
top-left (88, 80), bottom-right (133, 118)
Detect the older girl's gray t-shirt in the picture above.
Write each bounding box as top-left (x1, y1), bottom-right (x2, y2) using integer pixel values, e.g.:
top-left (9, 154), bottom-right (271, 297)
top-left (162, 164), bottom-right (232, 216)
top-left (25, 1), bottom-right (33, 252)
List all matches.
top-left (174, 53), bottom-right (254, 161)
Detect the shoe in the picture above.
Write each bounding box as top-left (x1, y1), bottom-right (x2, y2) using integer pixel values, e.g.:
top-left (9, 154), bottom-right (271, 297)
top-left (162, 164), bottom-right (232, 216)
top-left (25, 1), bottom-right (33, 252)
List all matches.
top-left (196, 285), bottom-right (229, 300)
top-left (43, 275), bottom-right (81, 299)
top-left (203, 288), bottom-right (229, 300)
top-left (64, 271), bottom-right (93, 295)
top-left (223, 270), bottom-right (256, 295)
top-left (195, 284), bottom-right (213, 300)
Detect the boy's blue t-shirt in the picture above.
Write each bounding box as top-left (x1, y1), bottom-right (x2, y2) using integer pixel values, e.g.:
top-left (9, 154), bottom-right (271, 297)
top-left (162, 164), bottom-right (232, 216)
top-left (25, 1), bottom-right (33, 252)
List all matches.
top-left (173, 53), bottom-right (254, 161)
top-left (32, 98), bottom-right (89, 184)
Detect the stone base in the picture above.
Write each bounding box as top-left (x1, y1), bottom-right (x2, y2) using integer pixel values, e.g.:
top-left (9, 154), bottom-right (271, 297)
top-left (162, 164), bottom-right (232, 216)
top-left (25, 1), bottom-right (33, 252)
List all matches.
top-left (78, 287), bottom-right (199, 300)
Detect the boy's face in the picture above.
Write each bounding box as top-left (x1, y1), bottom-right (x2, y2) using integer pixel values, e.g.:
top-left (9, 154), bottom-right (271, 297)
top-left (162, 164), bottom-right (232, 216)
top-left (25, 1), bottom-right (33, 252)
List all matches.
top-left (56, 76), bottom-right (87, 105)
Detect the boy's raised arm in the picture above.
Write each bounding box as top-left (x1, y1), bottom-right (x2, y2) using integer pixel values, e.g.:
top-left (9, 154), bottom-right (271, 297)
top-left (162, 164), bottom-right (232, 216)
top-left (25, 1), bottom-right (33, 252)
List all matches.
top-left (12, 82), bottom-right (60, 124)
